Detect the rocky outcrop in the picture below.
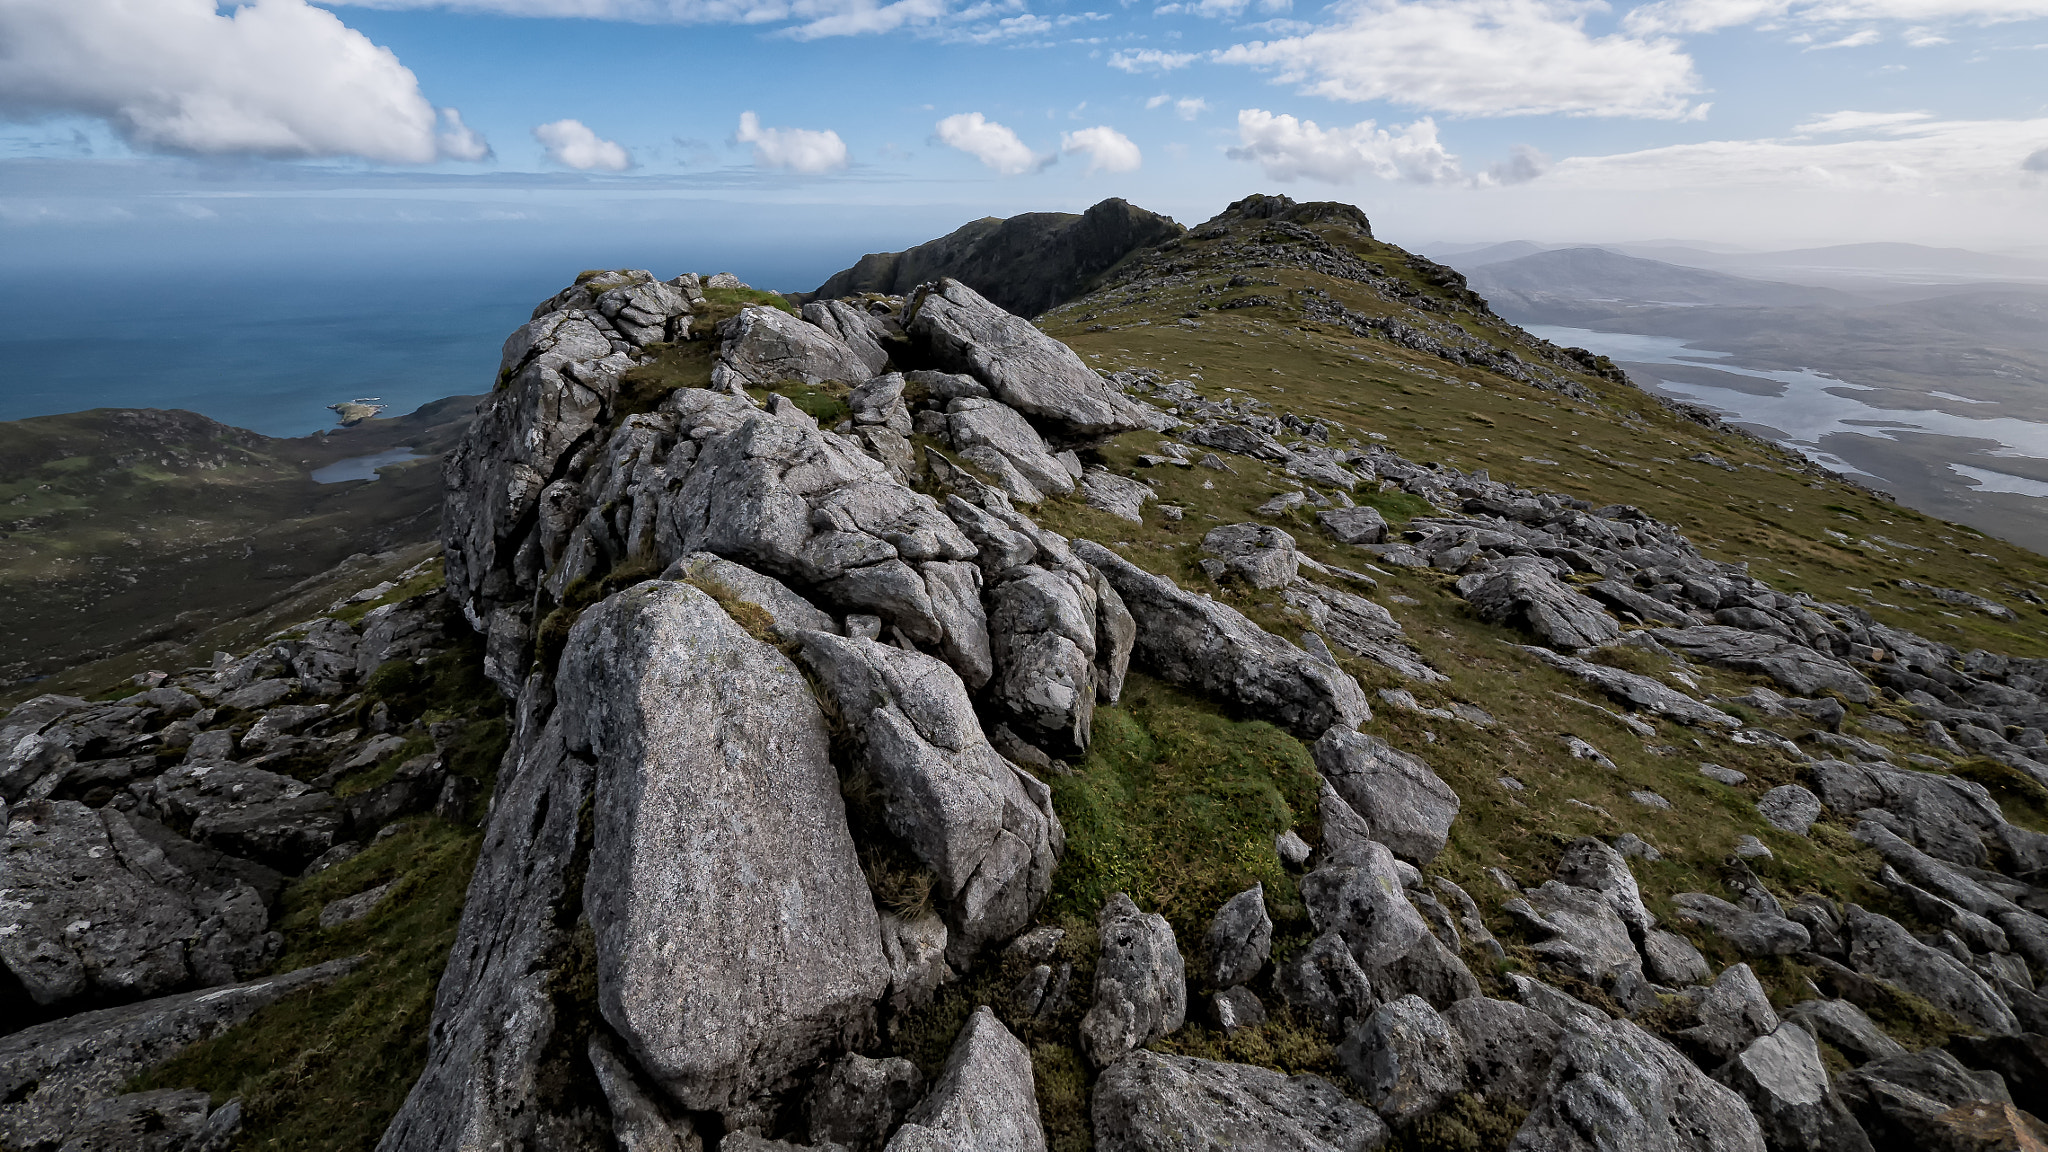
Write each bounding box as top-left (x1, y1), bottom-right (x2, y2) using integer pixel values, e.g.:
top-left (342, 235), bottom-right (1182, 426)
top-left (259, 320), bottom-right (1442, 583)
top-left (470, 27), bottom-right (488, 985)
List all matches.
top-left (811, 198), bottom-right (1184, 319)
top-left (1457, 556), bottom-right (1620, 650)
top-left (907, 279), bottom-right (1163, 445)
top-left (1312, 730), bottom-right (1457, 865)
top-left (1716, 1023), bottom-right (1873, 1152)
top-left (1081, 894), bottom-right (1187, 1067)
top-left (795, 630), bottom-right (1061, 966)
top-left (1092, 1050), bottom-right (1384, 1152)
top-left (1076, 541), bottom-right (1370, 741)
top-left (884, 1007), bottom-right (1044, 1152)
top-left (1337, 994), bottom-right (1465, 1125)
top-left (713, 304), bottom-right (877, 393)
top-left (1206, 885), bottom-right (1273, 990)
top-left (566, 582), bottom-right (889, 1116)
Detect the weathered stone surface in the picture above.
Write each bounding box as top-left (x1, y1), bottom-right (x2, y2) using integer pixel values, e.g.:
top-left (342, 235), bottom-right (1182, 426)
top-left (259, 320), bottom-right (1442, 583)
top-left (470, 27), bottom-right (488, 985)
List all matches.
top-left (1671, 892), bottom-right (1811, 957)
top-left (565, 583), bottom-right (889, 1115)
top-left (1200, 524), bottom-right (1299, 590)
top-left (808, 1053), bottom-right (924, 1152)
top-left (1508, 1008), bottom-right (1768, 1152)
top-left (1520, 647), bottom-right (1741, 728)
top-left (1081, 894), bottom-right (1188, 1068)
top-left (133, 763), bottom-right (342, 871)
top-left (1678, 964), bottom-right (1779, 1063)
top-left (906, 278), bottom-right (1161, 444)
top-left (885, 1007), bottom-right (1045, 1152)
top-left (0, 958), bottom-right (358, 1151)
top-left (714, 304), bottom-right (877, 392)
top-left (1317, 506), bottom-right (1387, 546)
top-left (1275, 930), bottom-right (1377, 1035)
top-left (588, 1035), bottom-right (702, 1152)
top-left (1836, 1048), bottom-right (2017, 1149)
top-left (1207, 884), bottom-right (1273, 989)
top-left (1652, 626), bottom-right (1871, 703)
top-left (1716, 1023), bottom-right (1873, 1152)
top-left (1092, 1050), bottom-right (1386, 1152)
top-left (1815, 764), bottom-right (2010, 869)
top-left (1458, 557), bottom-right (1620, 650)
top-left (1337, 994), bottom-right (1465, 1125)
top-left (1551, 836), bottom-right (1655, 938)
top-left (1843, 905), bottom-right (2018, 1036)
top-left (984, 566), bottom-right (1099, 756)
top-left (1301, 842), bottom-right (1430, 972)
top-left (948, 399), bottom-right (1076, 504)
top-left (1782, 999), bottom-right (1904, 1066)
top-left (802, 300), bottom-right (895, 378)
top-left (795, 630), bottom-right (1061, 966)
top-left (1213, 985), bottom-right (1268, 1034)
top-left (877, 912), bottom-right (951, 1013)
top-left (0, 801), bottom-right (278, 1009)
top-left (1363, 921), bottom-right (1482, 1011)
top-left (1757, 785), bottom-right (1823, 836)
top-left (661, 552), bottom-right (839, 639)
top-left (1442, 997), bottom-right (1562, 1112)
top-left (1313, 730), bottom-right (1458, 866)
top-left (1642, 930), bottom-right (1712, 987)
top-left (1080, 471), bottom-right (1155, 523)
top-left (1505, 882), bottom-right (1646, 1003)
top-left (1077, 541), bottom-right (1370, 741)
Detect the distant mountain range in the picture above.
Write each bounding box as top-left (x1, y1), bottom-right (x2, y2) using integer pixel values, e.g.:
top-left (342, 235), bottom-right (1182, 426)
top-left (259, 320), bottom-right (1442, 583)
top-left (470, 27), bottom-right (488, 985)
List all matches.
top-left (1429, 238), bottom-right (2048, 288)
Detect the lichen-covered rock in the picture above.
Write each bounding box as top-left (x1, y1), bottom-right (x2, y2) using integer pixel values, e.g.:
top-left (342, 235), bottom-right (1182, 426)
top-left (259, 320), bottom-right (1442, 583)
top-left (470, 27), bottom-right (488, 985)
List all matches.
top-left (1757, 785), bottom-right (1823, 836)
top-left (1457, 557), bottom-right (1620, 650)
top-left (133, 762), bottom-right (342, 871)
top-left (1442, 997), bottom-right (1561, 1111)
top-left (795, 630), bottom-right (1061, 967)
top-left (1509, 1008), bottom-right (1768, 1152)
top-left (1843, 905), bottom-right (2018, 1036)
top-left (1815, 765), bottom-right (2010, 869)
top-left (906, 278), bottom-right (1161, 444)
top-left (0, 800), bottom-right (279, 1009)
top-left (1275, 931), bottom-right (1377, 1035)
top-left (713, 304), bottom-right (877, 392)
top-left (1671, 893), bottom-right (1811, 957)
top-left (1312, 730), bottom-right (1457, 866)
top-left (947, 399), bottom-right (1076, 504)
top-left (661, 552), bottom-right (839, 639)
top-left (808, 1053), bottom-right (924, 1152)
top-left (1505, 882), bottom-right (1647, 1008)
top-left (588, 1034), bottom-right (702, 1152)
top-left (1642, 930), bottom-right (1712, 987)
top-left (802, 300), bottom-right (895, 378)
top-left (985, 566), bottom-right (1100, 756)
top-left (1206, 884), bottom-right (1273, 989)
top-left (1782, 999), bottom-right (1904, 1066)
top-left (1549, 836), bottom-right (1655, 938)
top-left (1200, 524), bottom-right (1299, 590)
top-left (1336, 994), bottom-right (1465, 1125)
top-left (1301, 841), bottom-right (1430, 972)
top-left (1652, 626), bottom-right (1871, 703)
top-left (1092, 1050), bottom-right (1385, 1152)
top-left (565, 583), bottom-right (889, 1116)
top-left (1678, 964), bottom-right (1779, 1063)
top-left (1317, 506), bottom-right (1387, 545)
top-left (1519, 646), bottom-right (1742, 729)
top-left (885, 1007), bottom-right (1045, 1151)
top-left (1715, 1023), bottom-right (1873, 1152)
top-left (1081, 894), bottom-right (1188, 1068)
top-left (1076, 541), bottom-right (1370, 741)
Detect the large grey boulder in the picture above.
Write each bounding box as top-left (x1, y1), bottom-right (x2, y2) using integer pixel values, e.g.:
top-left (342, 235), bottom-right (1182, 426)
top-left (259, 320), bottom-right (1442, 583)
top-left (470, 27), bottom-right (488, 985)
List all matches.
top-left (1671, 893), bottom-right (1811, 957)
top-left (1813, 763), bottom-right (2008, 868)
top-left (0, 694), bottom-right (90, 801)
top-left (1200, 524), bottom-right (1299, 590)
top-left (1080, 471), bottom-right (1155, 523)
top-left (1317, 506), bottom-right (1387, 545)
top-left (1652, 626), bottom-right (1871, 702)
top-left (661, 552), bottom-right (839, 639)
top-left (1757, 785), bottom-right (1822, 835)
top-left (0, 957), bottom-right (358, 1151)
top-left (713, 304), bottom-right (877, 392)
top-left (1716, 1023), bottom-right (1874, 1152)
top-left (1275, 931), bottom-right (1377, 1035)
top-left (1505, 882), bottom-right (1647, 1005)
top-left (1092, 1050), bottom-right (1385, 1152)
top-left (588, 1035), bottom-right (701, 1152)
top-left (1457, 557), bottom-right (1619, 650)
top-left (1843, 905), bottom-right (2018, 1035)
top-left (948, 399), bottom-right (1076, 504)
top-left (1300, 842), bottom-right (1429, 972)
top-left (1782, 999), bottom-right (1904, 1066)
top-left (984, 566), bottom-right (1100, 756)
top-left (1834, 1048), bottom-right (2014, 1148)
top-left (1442, 997), bottom-right (1562, 1112)
top-left (802, 300), bottom-right (895, 377)
top-left (565, 583), bottom-right (890, 1117)
top-left (1336, 994), bottom-right (1465, 1126)
top-left (1508, 1009), bottom-right (1768, 1152)
top-left (1081, 894), bottom-right (1188, 1067)
top-left (1677, 964), bottom-right (1779, 1063)
top-left (1312, 730), bottom-right (1457, 866)
top-left (1282, 579), bottom-right (1444, 684)
top-left (1076, 541), bottom-right (1371, 741)
top-left (1642, 930), bottom-right (1712, 987)
top-left (1364, 921), bottom-right (1482, 1011)
top-left (906, 278), bottom-right (1160, 444)
top-left (1550, 836), bottom-right (1654, 938)
top-left (1519, 647), bottom-right (1742, 729)
top-left (1206, 884), bottom-right (1273, 989)
top-left (885, 1007), bottom-right (1045, 1151)
top-left (0, 800), bottom-right (278, 1009)
top-left (795, 630), bottom-right (1062, 966)
top-left (133, 762), bottom-right (342, 871)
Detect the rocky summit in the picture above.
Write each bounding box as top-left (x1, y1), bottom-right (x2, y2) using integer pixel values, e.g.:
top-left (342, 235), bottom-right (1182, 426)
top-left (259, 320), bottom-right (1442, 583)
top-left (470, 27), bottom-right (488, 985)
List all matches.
top-left (7, 195), bottom-right (2048, 1152)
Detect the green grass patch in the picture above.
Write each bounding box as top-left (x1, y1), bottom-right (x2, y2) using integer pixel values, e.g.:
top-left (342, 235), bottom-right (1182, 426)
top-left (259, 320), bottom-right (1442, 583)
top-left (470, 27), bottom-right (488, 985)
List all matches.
top-left (748, 380), bottom-right (853, 427)
top-left (1950, 756), bottom-right (2048, 834)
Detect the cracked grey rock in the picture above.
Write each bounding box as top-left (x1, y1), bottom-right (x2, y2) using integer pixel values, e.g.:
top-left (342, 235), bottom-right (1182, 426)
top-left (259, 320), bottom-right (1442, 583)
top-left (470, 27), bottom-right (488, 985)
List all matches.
top-left (1081, 894), bottom-right (1188, 1068)
top-left (1671, 892), bottom-right (1811, 957)
top-left (1457, 557), bottom-right (1620, 650)
top-left (1652, 626), bottom-right (1871, 703)
top-left (808, 1052), bottom-right (924, 1152)
top-left (1206, 884), bottom-right (1273, 989)
top-left (1519, 647), bottom-right (1741, 729)
top-left (1316, 506), bottom-right (1387, 546)
top-left (1843, 904), bottom-right (2017, 1036)
top-left (1757, 785), bottom-right (1822, 836)
top-left (1275, 931), bottom-right (1377, 1036)
top-left (1678, 963), bottom-right (1779, 1063)
top-left (1783, 999), bottom-right (1904, 1066)
top-left (1510, 1008), bottom-right (1768, 1152)
top-left (714, 303), bottom-right (877, 392)
top-left (1092, 1050), bottom-right (1384, 1152)
top-left (1312, 729), bottom-right (1457, 866)
top-left (1336, 994), bottom-right (1465, 1126)
top-left (1442, 997), bottom-right (1561, 1112)
top-left (1200, 524), bottom-right (1299, 590)
top-left (948, 398), bottom-right (1076, 504)
top-left (885, 1007), bottom-right (1045, 1152)
top-left (1716, 1023), bottom-right (1873, 1152)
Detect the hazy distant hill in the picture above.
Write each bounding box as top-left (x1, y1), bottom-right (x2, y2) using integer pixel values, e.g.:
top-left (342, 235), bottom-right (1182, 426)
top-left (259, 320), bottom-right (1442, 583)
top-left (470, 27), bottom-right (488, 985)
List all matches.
top-left (1466, 247), bottom-right (1856, 314)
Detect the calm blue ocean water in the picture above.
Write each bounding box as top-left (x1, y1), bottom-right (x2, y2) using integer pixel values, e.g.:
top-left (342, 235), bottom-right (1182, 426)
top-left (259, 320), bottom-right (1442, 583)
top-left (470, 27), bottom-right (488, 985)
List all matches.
top-left (0, 246), bottom-right (850, 438)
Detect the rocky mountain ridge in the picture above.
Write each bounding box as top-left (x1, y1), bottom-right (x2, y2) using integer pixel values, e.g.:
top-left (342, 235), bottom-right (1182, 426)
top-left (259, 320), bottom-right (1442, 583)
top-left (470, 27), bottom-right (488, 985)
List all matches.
top-left (6, 195), bottom-right (2048, 1151)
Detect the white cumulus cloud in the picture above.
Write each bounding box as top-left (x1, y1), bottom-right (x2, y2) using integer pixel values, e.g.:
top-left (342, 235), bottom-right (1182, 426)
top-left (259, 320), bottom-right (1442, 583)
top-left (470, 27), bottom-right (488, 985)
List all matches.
top-left (1229, 108), bottom-right (1465, 182)
top-left (1215, 0), bottom-right (1703, 119)
top-left (0, 0), bottom-right (484, 163)
top-left (734, 111), bottom-right (849, 172)
top-left (1108, 48), bottom-right (1203, 71)
top-left (1797, 109), bottom-right (1933, 132)
top-left (1623, 0), bottom-right (2048, 34)
top-left (934, 112), bottom-right (1050, 174)
top-left (534, 119), bottom-right (631, 170)
top-left (1062, 125), bottom-right (1143, 172)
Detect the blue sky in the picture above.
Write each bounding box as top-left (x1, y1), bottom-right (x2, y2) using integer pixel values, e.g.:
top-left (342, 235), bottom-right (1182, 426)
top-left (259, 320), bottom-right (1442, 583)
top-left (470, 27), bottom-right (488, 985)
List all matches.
top-left (2, 0), bottom-right (2045, 282)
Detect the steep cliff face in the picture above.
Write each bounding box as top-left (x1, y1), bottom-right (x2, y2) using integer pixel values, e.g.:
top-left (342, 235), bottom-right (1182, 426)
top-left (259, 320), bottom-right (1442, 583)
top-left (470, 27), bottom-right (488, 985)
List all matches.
top-left (13, 194), bottom-right (2048, 1152)
top-left (809, 198), bottom-right (1186, 318)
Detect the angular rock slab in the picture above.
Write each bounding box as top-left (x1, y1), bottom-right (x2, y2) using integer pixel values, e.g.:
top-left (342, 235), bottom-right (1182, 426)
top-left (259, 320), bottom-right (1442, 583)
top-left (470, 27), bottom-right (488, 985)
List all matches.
top-left (795, 630), bottom-right (1062, 967)
top-left (1337, 994), bottom-right (1465, 1125)
top-left (1206, 884), bottom-right (1273, 989)
top-left (1844, 905), bottom-right (2018, 1036)
top-left (1076, 541), bottom-right (1370, 742)
top-left (1652, 626), bottom-right (1871, 703)
top-left (1510, 1010), bottom-right (1768, 1152)
top-left (1093, 1050), bottom-right (1386, 1152)
top-left (885, 1007), bottom-right (1045, 1152)
top-left (1082, 894), bottom-right (1189, 1068)
top-left (565, 582), bottom-right (889, 1115)
top-left (906, 278), bottom-right (1161, 444)
top-left (1457, 557), bottom-right (1619, 650)
top-left (1312, 729), bottom-right (1457, 866)
top-left (1716, 1023), bottom-right (1874, 1152)
top-left (714, 304), bottom-right (877, 392)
